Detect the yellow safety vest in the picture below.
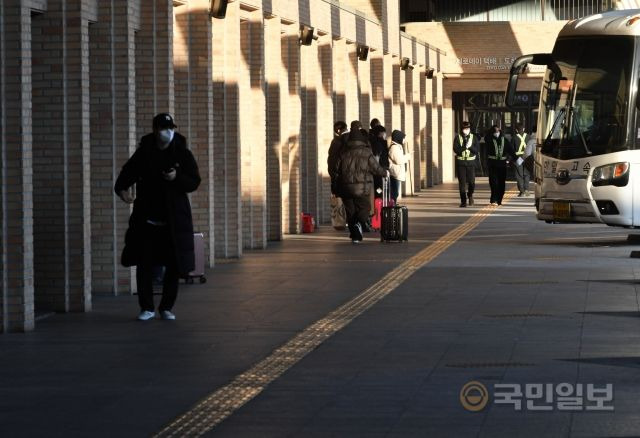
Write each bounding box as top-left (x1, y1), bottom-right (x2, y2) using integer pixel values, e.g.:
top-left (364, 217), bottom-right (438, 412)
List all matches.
top-left (456, 134), bottom-right (476, 161)
top-left (515, 133), bottom-right (526, 156)
top-left (488, 137), bottom-right (506, 160)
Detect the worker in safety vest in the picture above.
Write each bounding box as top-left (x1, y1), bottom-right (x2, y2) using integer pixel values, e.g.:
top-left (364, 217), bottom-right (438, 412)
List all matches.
top-left (453, 121), bottom-right (479, 207)
top-left (485, 125), bottom-right (515, 206)
top-left (513, 123), bottom-right (531, 196)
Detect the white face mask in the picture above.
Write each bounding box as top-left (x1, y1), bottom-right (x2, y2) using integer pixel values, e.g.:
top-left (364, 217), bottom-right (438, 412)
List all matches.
top-left (493, 132), bottom-right (500, 138)
top-left (157, 129), bottom-right (174, 146)
top-left (462, 129), bottom-right (470, 135)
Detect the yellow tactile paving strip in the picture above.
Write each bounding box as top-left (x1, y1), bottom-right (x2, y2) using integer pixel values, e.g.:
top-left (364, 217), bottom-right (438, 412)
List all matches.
top-left (154, 192), bottom-right (516, 437)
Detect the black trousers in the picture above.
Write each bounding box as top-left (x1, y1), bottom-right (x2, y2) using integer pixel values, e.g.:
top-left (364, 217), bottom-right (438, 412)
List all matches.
top-left (342, 195), bottom-right (371, 237)
top-left (515, 162), bottom-right (530, 193)
top-left (136, 223), bottom-right (179, 312)
top-left (488, 160), bottom-right (507, 204)
top-left (456, 163), bottom-right (475, 203)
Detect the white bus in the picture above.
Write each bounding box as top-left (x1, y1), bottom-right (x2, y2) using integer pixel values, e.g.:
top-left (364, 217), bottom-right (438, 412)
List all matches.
top-left (506, 9), bottom-right (640, 226)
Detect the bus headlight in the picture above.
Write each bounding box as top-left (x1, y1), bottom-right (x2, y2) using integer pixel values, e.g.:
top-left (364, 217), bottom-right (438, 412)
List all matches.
top-left (592, 162), bottom-right (630, 187)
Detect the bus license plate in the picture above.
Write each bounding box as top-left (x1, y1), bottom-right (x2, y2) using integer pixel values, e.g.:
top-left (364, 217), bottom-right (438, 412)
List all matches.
top-left (553, 202), bottom-right (571, 220)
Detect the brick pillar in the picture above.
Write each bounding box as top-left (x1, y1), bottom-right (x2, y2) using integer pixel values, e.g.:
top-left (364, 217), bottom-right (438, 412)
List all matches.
top-left (212, 1), bottom-right (241, 257)
top-left (281, 24), bottom-right (301, 235)
top-left (239, 11), bottom-right (266, 249)
top-left (317, 36), bottom-right (334, 225)
top-left (332, 38), bottom-right (346, 125)
top-left (425, 52), bottom-right (435, 187)
top-left (403, 68), bottom-right (414, 196)
top-left (136, 0), bottom-right (174, 135)
top-left (391, 58), bottom-right (402, 132)
top-left (357, 46), bottom-right (371, 125)
top-left (89, 0), bottom-right (137, 296)
top-left (434, 71), bottom-right (444, 184)
top-left (1, 2), bottom-right (35, 332)
top-left (173, 0), bottom-right (215, 264)
top-left (418, 70), bottom-right (428, 189)
top-left (32, 0), bottom-right (92, 314)
top-left (344, 42), bottom-right (359, 124)
top-left (370, 52), bottom-right (384, 127)
top-left (264, 16), bottom-right (282, 241)
top-left (300, 36), bottom-right (320, 223)
top-left (383, 53), bottom-right (394, 129)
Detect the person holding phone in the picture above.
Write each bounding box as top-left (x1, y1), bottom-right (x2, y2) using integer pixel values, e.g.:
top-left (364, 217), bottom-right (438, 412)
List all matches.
top-left (114, 113), bottom-right (201, 321)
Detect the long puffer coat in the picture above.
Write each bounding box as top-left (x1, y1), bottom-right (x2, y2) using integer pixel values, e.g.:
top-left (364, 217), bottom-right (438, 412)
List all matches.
top-left (334, 130), bottom-right (387, 198)
top-left (114, 133), bottom-right (201, 275)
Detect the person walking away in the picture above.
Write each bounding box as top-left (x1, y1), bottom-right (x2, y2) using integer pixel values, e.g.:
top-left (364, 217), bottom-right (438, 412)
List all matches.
top-left (453, 121), bottom-right (479, 207)
top-left (513, 123), bottom-right (531, 196)
top-left (328, 121), bottom-right (349, 195)
top-left (388, 130), bottom-right (411, 203)
top-left (333, 120), bottom-right (388, 243)
top-left (115, 113), bottom-right (201, 321)
top-left (485, 125), bottom-right (514, 206)
top-left (370, 125), bottom-right (389, 197)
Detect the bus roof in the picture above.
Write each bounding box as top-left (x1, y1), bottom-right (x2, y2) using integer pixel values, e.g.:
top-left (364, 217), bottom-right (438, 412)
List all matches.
top-left (559, 9), bottom-right (640, 38)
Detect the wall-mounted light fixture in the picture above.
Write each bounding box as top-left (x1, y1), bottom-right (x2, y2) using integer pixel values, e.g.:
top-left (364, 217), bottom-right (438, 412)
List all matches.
top-left (400, 57), bottom-right (411, 70)
top-left (299, 25), bottom-right (318, 46)
top-left (209, 0), bottom-right (228, 18)
top-left (426, 67), bottom-right (435, 79)
top-left (357, 45), bottom-right (369, 61)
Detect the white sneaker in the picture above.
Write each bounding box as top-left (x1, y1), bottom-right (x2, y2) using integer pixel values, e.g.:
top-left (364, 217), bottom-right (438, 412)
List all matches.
top-left (160, 310), bottom-right (176, 320)
top-left (137, 310), bottom-right (155, 321)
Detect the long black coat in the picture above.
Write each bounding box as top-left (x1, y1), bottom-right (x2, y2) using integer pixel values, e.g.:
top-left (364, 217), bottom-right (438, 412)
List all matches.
top-left (328, 133), bottom-right (348, 194)
top-left (114, 133), bottom-right (201, 275)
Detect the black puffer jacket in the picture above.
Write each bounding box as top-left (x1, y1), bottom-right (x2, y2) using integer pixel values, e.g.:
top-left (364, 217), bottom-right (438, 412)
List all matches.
top-left (334, 130), bottom-right (387, 197)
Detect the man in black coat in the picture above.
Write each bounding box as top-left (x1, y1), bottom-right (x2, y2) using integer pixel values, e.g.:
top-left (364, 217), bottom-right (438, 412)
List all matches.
top-left (453, 121), bottom-right (479, 207)
top-left (114, 113), bottom-right (201, 321)
top-left (370, 124), bottom-right (389, 198)
top-left (328, 121), bottom-right (348, 195)
top-left (333, 120), bottom-right (388, 243)
top-left (485, 124), bottom-right (515, 205)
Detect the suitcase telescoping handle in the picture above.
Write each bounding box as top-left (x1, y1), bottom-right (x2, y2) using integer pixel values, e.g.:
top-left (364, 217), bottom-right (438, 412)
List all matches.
top-left (382, 176), bottom-right (390, 207)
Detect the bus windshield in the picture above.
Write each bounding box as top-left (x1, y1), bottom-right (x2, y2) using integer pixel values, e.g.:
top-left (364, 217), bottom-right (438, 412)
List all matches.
top-left (539, 36), bottom-right (634, 160)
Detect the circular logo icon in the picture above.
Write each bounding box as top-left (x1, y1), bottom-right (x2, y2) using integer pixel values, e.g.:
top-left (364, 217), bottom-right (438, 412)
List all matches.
top-left (460, 381), bottom-right (489, 412)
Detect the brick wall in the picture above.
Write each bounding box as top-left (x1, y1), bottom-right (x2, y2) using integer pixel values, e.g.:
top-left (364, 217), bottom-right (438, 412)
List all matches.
top-left (1, 0), bottom-right (458, 330)
top-left (31, 0), bottom-right (92, 314)
top-left (264, 16), bottom-right (282, 241)
top-left (174, 0), bottom-right (215, 263)
top-left (1, 3), bottom-right (35, 332)
top-left (239, 10), bottom-right (267, 249)
top-left (213, 1), bottom-right (242, 258)
top-left (89, 0), bottom-right (136, 296)
top-left (317, 36), bottom-right (334, 225)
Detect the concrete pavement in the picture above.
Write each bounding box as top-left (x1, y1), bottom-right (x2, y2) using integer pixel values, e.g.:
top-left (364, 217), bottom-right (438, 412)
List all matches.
top-left (2, 180), bottom-right (640, 437)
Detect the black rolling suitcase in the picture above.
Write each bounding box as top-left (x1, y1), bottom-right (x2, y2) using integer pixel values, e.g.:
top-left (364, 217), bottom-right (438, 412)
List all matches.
top-left (380, 177), bottom-right (409, 242)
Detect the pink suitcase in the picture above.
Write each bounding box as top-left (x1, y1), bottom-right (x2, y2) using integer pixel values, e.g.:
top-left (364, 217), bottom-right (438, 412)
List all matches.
top-left (184, 232), bottom-right (206, 284)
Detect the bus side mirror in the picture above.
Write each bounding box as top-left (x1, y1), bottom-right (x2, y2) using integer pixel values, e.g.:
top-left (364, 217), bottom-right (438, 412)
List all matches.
top-left (505, 53), bottom-right (559, 107)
